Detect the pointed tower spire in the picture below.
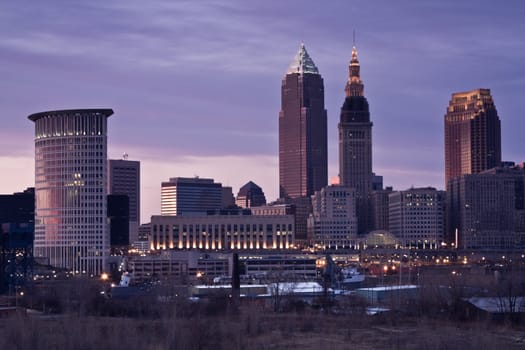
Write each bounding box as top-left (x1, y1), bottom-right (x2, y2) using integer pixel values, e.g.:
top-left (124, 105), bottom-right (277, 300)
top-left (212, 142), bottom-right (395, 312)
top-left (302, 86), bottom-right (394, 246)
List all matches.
top-left (345, 44), bottom-right (364, 97)
top-left (287, 43), bottom-right (320, 75)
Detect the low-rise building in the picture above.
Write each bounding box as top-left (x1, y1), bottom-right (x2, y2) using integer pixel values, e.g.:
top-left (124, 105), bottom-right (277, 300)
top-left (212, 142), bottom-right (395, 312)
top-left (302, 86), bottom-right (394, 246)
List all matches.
top-left (150, 212), bottom-right (294, 251)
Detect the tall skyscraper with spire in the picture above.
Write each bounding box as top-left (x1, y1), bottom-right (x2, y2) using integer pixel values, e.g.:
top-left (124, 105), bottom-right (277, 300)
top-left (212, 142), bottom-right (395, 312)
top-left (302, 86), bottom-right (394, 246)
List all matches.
top-left (279, 43), bottom-right (328, 199)
top-left (444, 88), bottom-right (501, 184)
top-left (338, 45), bottom-right (373, 234)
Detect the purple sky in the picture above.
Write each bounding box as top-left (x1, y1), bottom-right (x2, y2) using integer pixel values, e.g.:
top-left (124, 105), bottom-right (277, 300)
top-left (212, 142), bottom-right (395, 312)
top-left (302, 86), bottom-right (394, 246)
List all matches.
top-left (1, 1), bottom-right (524, 223)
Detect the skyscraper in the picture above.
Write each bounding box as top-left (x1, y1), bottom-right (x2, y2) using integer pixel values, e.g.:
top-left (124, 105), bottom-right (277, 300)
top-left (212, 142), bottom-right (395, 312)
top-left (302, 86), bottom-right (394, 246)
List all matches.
top-left (444, 88), bottom-right (501, 184)
top-left (161, 177), bottom-right (224, 216)
top-left (279, 43), bottom-right (327, 200)
top-left (338, 46), bottom-right (373, 234)
top-left (107, 158), bottom-right (140, 243)
top-left (29, 109), bottom-right (113, 275)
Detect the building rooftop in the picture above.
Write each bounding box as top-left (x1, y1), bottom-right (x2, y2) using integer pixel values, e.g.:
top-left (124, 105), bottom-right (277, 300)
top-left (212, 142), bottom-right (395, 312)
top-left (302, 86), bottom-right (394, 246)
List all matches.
top-left (357, 285), bottom-right (418, 292)
top-left (28, 108), bottom-right (114, 122)
top-left (286, 43), bottom-right (319, 75)
top-left (237, 181), bottom-right (263, 197)
top-left (467, 297), bottom-right (525, 313)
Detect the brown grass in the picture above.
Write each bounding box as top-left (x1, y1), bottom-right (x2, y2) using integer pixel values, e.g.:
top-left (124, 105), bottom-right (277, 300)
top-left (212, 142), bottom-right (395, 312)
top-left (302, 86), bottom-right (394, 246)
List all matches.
top-left (0, 304), bottom-right (524, 350)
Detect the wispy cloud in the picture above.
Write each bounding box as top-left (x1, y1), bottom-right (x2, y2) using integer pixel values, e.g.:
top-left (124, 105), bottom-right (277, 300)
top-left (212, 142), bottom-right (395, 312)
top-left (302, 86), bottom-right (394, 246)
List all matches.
top-left (0, 0), bottom-right (295, 74)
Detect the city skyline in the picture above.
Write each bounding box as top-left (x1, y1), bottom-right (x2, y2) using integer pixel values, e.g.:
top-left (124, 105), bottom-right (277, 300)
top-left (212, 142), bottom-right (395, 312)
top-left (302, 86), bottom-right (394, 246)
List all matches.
top-left (1, 1), bottom-right (524, 223)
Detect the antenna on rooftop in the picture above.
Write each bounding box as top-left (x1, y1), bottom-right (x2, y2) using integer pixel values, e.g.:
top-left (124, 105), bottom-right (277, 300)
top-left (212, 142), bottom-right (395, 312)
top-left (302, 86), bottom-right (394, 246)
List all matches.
top-left (353, 29), bottom-right (356, 47)
top-left (123, 153), bottom-right (129, 160)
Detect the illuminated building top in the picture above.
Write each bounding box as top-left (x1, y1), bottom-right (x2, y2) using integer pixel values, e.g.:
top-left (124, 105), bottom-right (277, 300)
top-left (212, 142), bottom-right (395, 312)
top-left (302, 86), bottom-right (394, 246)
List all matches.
top-left (286, 43), bottom-right (320, 75)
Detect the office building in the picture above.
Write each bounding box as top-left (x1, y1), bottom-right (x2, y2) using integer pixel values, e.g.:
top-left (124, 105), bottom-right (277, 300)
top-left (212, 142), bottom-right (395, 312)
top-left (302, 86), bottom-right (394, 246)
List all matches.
top-left (370, 186), bottom-right (393, 231)
top-left (447, 166), bottom-right (525, 249)
top-left (388, 187), bottom-right (446, 248)
top-left (307, 185), bottom-right (358, 249)
top-left (128, 250), bottom-right (230, 284)
top-left (279, 43), bottom-right (328, 199)
top-left (107, 158), bottom-right (140, 243)
top-left (236, 181), bottom-right (266, 208)
top-left (150, 212), bottom-right (294, 251)
top-left (252, 200), bottom-right (311, 243)
top-left (0, 188), bottom-right (34, 293)
top-left (107, 194), bottom-right (129, 248)
top-left (222, 186), bottom-right (235, 208)
top-left (29, 109), bottom-right (113, 275)
top-left (241, 254), bottom-right (318, 279)
top-left (444, 88), bottom-right (501, 184)
top-left (338, 45), bottom-right (374, 234)
top-left (161, 177), bottom-right (224, 216)
top-left (250, 203), bottom-right (295, 217)
top-left (138, 223), bottom-right (151, 241)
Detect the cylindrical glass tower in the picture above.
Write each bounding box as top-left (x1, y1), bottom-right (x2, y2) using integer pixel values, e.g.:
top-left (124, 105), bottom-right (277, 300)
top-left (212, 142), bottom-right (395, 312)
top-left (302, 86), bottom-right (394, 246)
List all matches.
top-left (28, 109), bottom-right (114, 275)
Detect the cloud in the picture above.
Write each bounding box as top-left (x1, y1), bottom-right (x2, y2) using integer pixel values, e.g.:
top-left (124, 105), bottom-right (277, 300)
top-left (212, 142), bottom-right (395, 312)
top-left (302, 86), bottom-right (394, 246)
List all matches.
top-left (0, 0), bottom-right (295, 75)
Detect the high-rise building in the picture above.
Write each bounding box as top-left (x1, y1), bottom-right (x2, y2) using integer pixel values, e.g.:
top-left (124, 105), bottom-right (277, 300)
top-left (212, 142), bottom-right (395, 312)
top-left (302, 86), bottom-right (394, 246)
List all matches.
top-left (107, 194), bottom-right (129, 248)
top-left (307, 185), bottom-right (358, 249)
top-left (444, 88), bottom-right (501, 185)
top-left (236, 181), bottom-right (266, 208)
top-left (338, 46), bottom-right (373, 234)
top-left (107, 158), bottom-right (140, 243)
top-left (279, 43), bottom-right (327, 200)
top-left (388, 187), bottom-right (446, 249)
top-left (0, 188), bottom-right (34, 293)
top-left (29, 109), bottom-right (113, 275)
top-left (370, 186), bottom-right (393, 232)
top-left (161, 177), bottom-right (224, 216)
top-left (447, 165), bottom-right (525, 249)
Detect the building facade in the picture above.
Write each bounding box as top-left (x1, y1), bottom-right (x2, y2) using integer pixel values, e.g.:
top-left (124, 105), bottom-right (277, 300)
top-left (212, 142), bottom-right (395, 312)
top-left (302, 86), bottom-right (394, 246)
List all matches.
top-left (161, 177), bottom-right (224, 216)
top-left (107, 158), bottom-right (140, 243)
top-left (370, 186), bottom-right (393, 231)
top-left (107, 194), bottom-right (129, 248)
top-left (0, 188), bottom-right (34, 293)
top-left (388, 187), bottom-right (446, 248)
top-left (241, 255), bottom-right (318, 279)
top-left (29, 109), bottom-right (113, 275)
top-left (444, 88), bottom-right (501, 185)
top-left (279, 43), bottom-right (327, 200)
top-left (338, 46), bottom-right (374, 234)
top-left (128, 250), bottom-right (230, 284)
top-left (447, 166), bottom-right (525, 249)
top-left (307, 185), bottom-right (358, 249)
top-left (236, 181), bottom-right (266, 208)
top-left (150, 213), bottom-right (294, 251)
top-left (250, 204), bottom-right (295, 217)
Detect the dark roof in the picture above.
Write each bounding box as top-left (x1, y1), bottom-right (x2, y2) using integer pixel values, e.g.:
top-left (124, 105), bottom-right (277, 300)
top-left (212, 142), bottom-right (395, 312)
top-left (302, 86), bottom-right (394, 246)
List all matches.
top-left (28, 109), bottom-right (114, 122)
top-left (237, 181), bottom-right (263, 197)
top-left (340, 96), bottom-right (370, 123)
top-left (341, 96), bottom-right (369, 112)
